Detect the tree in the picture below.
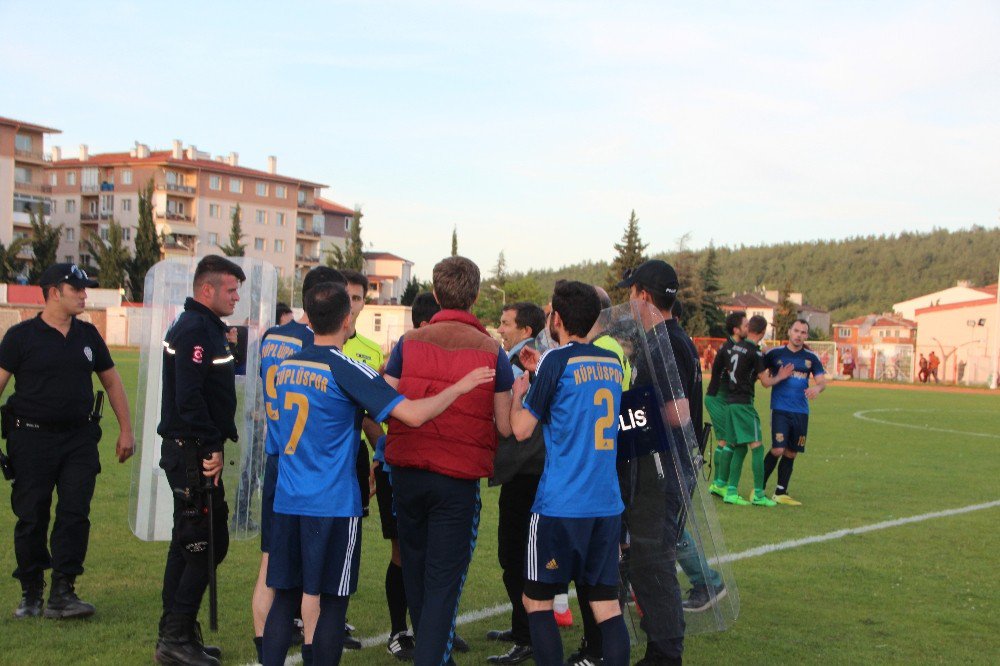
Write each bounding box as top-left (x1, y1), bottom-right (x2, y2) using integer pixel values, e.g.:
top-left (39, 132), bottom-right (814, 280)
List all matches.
top-left (400, 277), bottom-right (421, 306)
top-left (0, 238), bottom-right (29, 282)
top-left (699, 243), bottom-right (726, 337)
top-left (451, 226), bottom-right (458, 257)
top-left (491, 250), bottom-right (507, 285)
top-left (326, 207), bottom-right (365, 271)
top-left (27, 206), bottom-right (63, 283)
top-left (84, 219), bottom-right (132, 289)
top-left (673, 248), bottom-right (707, 335)
top-left (220, 203), bottom-right (246, 256)
top-left (772, 280), bottom-right (799, 340)
top-left (605, 210), bottom-right (648, 303)
top-left (127, 179), bottom-right (161, 301)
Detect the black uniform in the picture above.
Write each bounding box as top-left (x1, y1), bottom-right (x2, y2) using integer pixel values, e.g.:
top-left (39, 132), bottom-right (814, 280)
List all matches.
top-left (157, 297), bottom-right (236, 620)
top-left (705, 338), bottom-right (736, 398)
top-left (0, 314), bottom-right (112, 586)
top-left (725, 339), bottom-right (765, 405)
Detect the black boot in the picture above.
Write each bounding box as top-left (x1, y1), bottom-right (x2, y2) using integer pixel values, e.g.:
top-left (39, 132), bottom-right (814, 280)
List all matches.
top-left (155, 613), bottom-right (221, 666)
top-left (191, 619), bottom-right (223, 659)
top-left (44, 572), bottom-right (95, 619)
top-left (14, 578), bottom-right (44, 619)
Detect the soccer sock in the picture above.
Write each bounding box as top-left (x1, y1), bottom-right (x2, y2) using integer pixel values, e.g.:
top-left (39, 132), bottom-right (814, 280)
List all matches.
top-left (254, 636), bottom-right (263, 664)
top-left (598, 615), bottom-right (631, 666)
top-left (776, 456), bottom-right (795, 495)
top-left (763, 450), bottom-right (780, 485)
top-left (262, 587), bottom-right (298, 666)
top-left (386, 561), bottom-right (408, 635)
top-left (301, 644), bottom-right (313, 666)
top-left (578, 587), bottom-right (602, 655)
top-left (312, 594), bottom-right (349, 665)
top-left (751, 446), bottom-right (765, 496)
top-left (527, 609), bottom-right (563, 665)
top-left (726, 444), bottom-right (748, 494)
top-left (713, 445), bottom-right (733, 486)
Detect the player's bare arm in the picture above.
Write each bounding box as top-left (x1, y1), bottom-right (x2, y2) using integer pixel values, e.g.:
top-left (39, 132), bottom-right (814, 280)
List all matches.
top-left (805, 373), bottom-right (827, 399)
top-left (759, 362), bottom-right (794, 388)
top-left (509, 373), bottom-right (537, 440)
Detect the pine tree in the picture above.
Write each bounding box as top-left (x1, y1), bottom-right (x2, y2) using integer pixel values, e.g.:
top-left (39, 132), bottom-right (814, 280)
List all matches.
top-left (126, 179), bottom-right (161, 301)
top-left (400, 277), bottom-right (421, 306)
top-left (772, 280), bottom-right (799, 340)
top-left (325, 207), bottom-right (365, 271)
top-left (700, 243), bottom-right (725, 337)
top-left (451, 226), bottom-right (458, 257)
top-left (84, 219), bottom-right (132, 289)
top-left (673, 249), bottom-right (707, 334)
top-left (221, 203), bottom-right (246, 256)
top-left (0, 238), bottom-right (29, 282)
top-left (27, 205), bottom-right (63, 283)
top-left (491, 250), bottom-right (507, 285)
top-left (605, 210), bottom-right (648, 303)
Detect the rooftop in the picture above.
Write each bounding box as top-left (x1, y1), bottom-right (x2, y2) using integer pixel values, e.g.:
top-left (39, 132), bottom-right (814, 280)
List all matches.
top-left (0, 115), bottom-right (61, 134)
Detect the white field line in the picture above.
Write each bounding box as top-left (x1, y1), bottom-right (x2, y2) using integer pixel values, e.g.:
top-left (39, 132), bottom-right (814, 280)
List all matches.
top-left (253, 499), bottom-right (1000, 664)
top-left (853, 408), bottom-right (1000, 439)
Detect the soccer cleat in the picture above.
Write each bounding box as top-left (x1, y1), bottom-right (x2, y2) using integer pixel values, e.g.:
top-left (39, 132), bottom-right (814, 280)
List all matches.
top-left (386, 630), bottom-right (415, 661)
top-left (723, 493), bottom-right (751, 506)
top-left (566, 641), bottom-right (604, 666)
top-left (708, 483), bottom-right (727, 498)
top-left (773, 494), bottom-right (802, 506)
top-left (344, 621), bottom-right (361, 650)
top-left (751, 494), bottom-right (777, 507)
top-left (452, 634), bottom-right (470, 653)
top-left (486, 644), bottom-right (533, 664)
top-left (554, 607), bottom-right (574, 627)
top-left (682, 583), bottom-right (728, 613)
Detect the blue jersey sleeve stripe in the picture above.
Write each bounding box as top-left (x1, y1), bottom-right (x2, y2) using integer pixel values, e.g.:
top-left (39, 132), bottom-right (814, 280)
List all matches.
top-left (281, 359), bottom-right (332, 372)
top-left (374, 394), bottom-right (405, 423)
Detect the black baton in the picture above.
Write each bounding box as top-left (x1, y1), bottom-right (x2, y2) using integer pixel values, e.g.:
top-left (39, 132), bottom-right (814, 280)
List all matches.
top-left (203, 461), bottom-right (218, 632)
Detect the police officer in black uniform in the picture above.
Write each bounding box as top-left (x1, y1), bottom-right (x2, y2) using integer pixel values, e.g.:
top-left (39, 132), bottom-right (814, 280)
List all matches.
top-left (0, 263), bottom-right (135, 619)
top-left (154, 255), bottom-right (245, 666)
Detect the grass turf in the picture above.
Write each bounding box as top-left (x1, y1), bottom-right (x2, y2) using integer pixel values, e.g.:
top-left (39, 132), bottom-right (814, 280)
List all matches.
top-left (0, 351), bottom-right (997, 664)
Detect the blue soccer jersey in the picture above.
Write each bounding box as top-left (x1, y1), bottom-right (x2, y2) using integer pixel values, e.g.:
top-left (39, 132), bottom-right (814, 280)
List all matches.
top-left (272, 345), bottom-right (404, 518)
top-left (765, 345), bottom-right (825, 415)
top-left (261, 321), bottom-right (314, 455)
top-left (525, 342), bottom-right (625, 518)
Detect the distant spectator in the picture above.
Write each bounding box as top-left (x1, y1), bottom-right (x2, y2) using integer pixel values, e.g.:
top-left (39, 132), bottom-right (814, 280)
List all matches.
top-left (928, 352), bottom-right (940, 383)
top-left (275, 302), bottom-right (293, 326)
top-left (918, 354), bottom-right (928, 383)
top-left (841, 348), bottom-right (855, 379)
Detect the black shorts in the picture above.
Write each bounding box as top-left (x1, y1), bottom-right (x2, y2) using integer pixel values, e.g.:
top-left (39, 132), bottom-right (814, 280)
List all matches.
top-left (523, 513), bottom-right (621, 602)
top-left (267, 514), bottom-right (362, 596)
top-left (373, 463), bottom-right (397, 540)
top-left (771, 410), bottom-right (809, 453)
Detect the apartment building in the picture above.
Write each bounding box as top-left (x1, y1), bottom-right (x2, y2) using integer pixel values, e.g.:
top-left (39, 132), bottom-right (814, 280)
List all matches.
top-left (0, 116), bottom-right (61, 259)
top-left (317, 195), bottom-right (353, 255)
top-left (45, 140), bottom-right (333, 281)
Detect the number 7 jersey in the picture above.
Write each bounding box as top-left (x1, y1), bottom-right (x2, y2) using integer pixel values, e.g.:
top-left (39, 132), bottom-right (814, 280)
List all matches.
top-left (524, 342), bottom-right (625, 518)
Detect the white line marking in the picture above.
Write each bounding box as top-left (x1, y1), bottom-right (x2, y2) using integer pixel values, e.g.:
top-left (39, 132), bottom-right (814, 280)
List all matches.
top-left (247, 500), bottom-right (1000, 664)
top-left (853, 408), bottom-right (1000, 439)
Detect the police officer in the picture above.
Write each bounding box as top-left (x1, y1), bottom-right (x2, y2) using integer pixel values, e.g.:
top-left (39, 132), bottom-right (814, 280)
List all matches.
top-left (0, 263), bottom-right (135, 619)
top-left (155, 255), bottom-right (245, 666)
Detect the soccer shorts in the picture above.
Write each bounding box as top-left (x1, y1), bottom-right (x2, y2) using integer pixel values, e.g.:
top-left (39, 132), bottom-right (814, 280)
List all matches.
top-left (524, 513), bottom-right (621, 601)
top-left (260, 453), bottom-right (278, 553)
top-left (374, 463), bottom-right (397, 539)
top-left (729, 403), bottom-right (762, 445)
top-left (771, 409), bottom-right (809, 453)
top-left (267, 514), bottom-right (362, 596)
top-left (704, 394), bottom-right (734, 444)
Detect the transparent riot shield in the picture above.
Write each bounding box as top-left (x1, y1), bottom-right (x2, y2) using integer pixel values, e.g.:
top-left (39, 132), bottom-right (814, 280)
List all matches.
top-left (594, 301), bottom-right (739, 645)
top-left (129, 257), bottom-right (277, 541)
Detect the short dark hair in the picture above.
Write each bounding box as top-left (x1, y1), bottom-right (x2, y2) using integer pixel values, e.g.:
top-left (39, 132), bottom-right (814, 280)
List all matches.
top-left (748, 315), bottom-right (768, 335)
top-left (411, 291), bottom-right (441, 327)
top-left (635, 280), bottom-right (676, 312)
top-left (432, 256), bottom-right (480, 310)
top-left (303, 282), bottom-right (351, 335)
top-left (275, 302), bottom-right (292, 320)
top-left (340, 269), bottom-right (368, 290)
top-left (725, 311), bottom-right (747, 336)
top-left (193, 255), bottom-right (245, 289)
top-left (552, 281), bottom-right (601, 337)
top-left (302, 266), bottom-right (346, 299)
top-left (792, 318), bottom-right (810, 331)
top-left (503, 302), bottom-right (546, 338)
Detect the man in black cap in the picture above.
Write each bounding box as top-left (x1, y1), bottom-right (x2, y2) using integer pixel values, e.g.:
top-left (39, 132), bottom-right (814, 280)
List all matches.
top-left (0, 263), bottom-right (135, 619)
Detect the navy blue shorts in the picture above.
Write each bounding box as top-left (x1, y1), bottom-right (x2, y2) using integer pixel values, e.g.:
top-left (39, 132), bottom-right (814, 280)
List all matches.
top-left (524, 513), bottom-right (621, 599)
top-left (260, 454), bottom-right (278, 553)
top-left (771, 410), bottom-right (809, 453)
top-left (267, 514), bottom-right (362, 596)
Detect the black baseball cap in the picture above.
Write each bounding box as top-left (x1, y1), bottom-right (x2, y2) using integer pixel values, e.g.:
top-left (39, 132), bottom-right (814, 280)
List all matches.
top-left (616, 259), bottom-right (679, 295)
top-left (37, 263), bottom-right (99, 289)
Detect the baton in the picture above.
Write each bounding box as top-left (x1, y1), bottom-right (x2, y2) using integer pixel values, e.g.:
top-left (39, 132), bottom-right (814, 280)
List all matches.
top-left (203, 467), bottom-right (218, 632)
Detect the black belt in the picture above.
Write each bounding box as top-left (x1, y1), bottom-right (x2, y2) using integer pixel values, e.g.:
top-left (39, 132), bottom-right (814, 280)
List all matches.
top-left (10, 415), bottom-right (96, 433)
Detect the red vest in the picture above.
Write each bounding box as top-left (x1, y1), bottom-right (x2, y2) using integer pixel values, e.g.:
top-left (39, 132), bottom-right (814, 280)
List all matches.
top-left (385, 310), bottom-right (501, 479)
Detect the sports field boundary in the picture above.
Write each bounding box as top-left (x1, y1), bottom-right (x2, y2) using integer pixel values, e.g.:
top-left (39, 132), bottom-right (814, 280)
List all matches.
top-left (251, 499), bottom-right (1000, 665)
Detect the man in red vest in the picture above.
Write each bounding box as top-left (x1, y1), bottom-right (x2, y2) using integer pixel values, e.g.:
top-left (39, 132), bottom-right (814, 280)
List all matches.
top-left (384, 256), bottom-right (514, 665)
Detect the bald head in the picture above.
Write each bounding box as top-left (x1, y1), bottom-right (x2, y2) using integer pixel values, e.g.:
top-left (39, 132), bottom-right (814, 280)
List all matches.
top-left (594, 286), bottom-right (612, 310)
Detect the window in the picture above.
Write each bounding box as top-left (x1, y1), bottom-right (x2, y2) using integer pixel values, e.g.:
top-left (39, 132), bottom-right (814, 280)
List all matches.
top-left (274, 239), bottom-right (284, 253)
top-left (275, 185), bottom-right (286, 199)
top-left (209, 232), bottom-right (219, 246)
top-left (49, 173), bottom-right (58, 186)
top-left (79, 254), bottom-right (92, 266)
top-left (345, 217), bottom-right (351, 231)
top-left (122, 198), bottom-right (132, 212)
top-left (66, 171), bottom-right (77, 186)
top-left (100, 226), bottom-right (110, 241)
top-left (65, 256), bottom-right (74, 263)
top-left (297, 190), bottom-right (306, 204)
top-left (166, 171), bottom-right (179, 185)
top-left (123, 227), bottom-right (132, 241)
top-left (230, 205), bottom-right (239, 220)
top-left (837, 327), bottom-right (851, 338)
top-left (209, 204), bottom-right (221, 218)
top-left (81, 168), bottom-right (98, 188)
top-left (88, 200), bottom-right (98, 215)
top-left (256, 182), bottom-right (268, 196)
top-left (230, 178), bottom-right (243, 193)
top-left (374, 314), bottom-right (382, 332)
top-left (276, 212), bottom-right (285, 226)
top-left (254, 237), bottom-right (265, 251)
top-left (51, 201), bottom-right (58, 214)
top-left (121, 169), bottom-right (133, 185)
top-left (66, 228), bottom-right (76, 241)
top-left (255, 210), bottom-right (267, 225)
top-left (14, 167), bottom-right (31, 184)
top-left (66, 199), bottom-right (77, 214)
top-left (166, 199), bottom-right (185, 215)
top-left (15, 134), bottom-right (32, 152)
top-left (209, 175), bottom-right (221, 190)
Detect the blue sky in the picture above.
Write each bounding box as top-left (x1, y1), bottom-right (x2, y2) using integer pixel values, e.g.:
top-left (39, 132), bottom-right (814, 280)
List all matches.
top-left (2, 1), bottom-right (998, 279)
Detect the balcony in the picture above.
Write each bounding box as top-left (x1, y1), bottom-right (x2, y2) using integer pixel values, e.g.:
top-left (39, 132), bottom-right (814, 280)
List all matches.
top-left (295, 254), bottom-right (320, 264)
top-left (15, 149), bottom-right (46, 164)
top-left (156, 182), bottom-right (196, 196)
top-left (14, 181), bottom-right (52, 194)
top-left (297, 201), bottom-right (321, 211)
top-left (155, 211), bottom-right (194, 223)
top-left (81, 185), bottom-right (100, 194)
top-left (295, 227), bottom-right (321, 238)
top-left (80, 213), bottom-right (100, 222)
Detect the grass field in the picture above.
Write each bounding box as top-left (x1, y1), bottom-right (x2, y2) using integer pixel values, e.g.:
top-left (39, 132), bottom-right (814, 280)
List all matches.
top-left (1, 350), bottom-right (998, 665)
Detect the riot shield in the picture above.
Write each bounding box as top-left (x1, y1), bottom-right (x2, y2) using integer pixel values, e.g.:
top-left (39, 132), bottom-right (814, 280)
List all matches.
top-left (594, 301), bottom-right (739, 644)
top-left (129, 257), bottom-right (277, 541)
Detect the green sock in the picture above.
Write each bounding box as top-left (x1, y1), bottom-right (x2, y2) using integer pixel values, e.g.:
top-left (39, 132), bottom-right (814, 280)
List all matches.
top-left (751, 446), bottom-right (765, 497)
top-left (726, 444), bottom-right (748, 495)
top-left (714, 445), bottom-right (733, 485)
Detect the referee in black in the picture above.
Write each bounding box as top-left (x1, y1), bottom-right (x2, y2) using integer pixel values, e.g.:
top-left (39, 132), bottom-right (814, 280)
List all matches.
top-left (0, 263), bottom-right (135, 619)
top-left (155, 255), bottom-right (244, 666)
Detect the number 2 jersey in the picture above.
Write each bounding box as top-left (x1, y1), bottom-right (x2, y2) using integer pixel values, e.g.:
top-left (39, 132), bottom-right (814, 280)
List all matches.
top-left (260, 320), bottom-right (314, 456)
top-left (271, 344), bottom-right (404, 518)
top-left (524, 342), bottom-right (624, 518)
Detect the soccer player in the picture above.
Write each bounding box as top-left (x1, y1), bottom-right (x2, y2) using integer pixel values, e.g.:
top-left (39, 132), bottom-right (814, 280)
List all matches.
top-left (252, 266), bottom-right (345, 664)
top-left (509, 281), bottom-right (630, 666)
top-left (723, 315), bottom-right (793, 507)
top-left (762, 319), bottom-right (827, 505)
top-left (262, 282), bottom-right (495, 666)
top-left (706, 311), bottom-right (748, 498)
